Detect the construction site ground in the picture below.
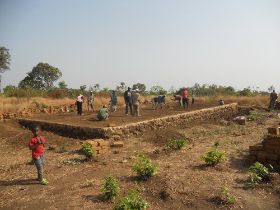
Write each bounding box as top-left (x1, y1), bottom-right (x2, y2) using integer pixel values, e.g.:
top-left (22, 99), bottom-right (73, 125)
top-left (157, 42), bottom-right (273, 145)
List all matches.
top-left (0, 107), bottom-right (280, 210)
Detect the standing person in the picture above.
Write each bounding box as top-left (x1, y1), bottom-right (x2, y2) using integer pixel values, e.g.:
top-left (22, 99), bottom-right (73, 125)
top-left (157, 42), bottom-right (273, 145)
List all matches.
top-left (173, 94), bottom-right (182, 107)
top-left (181, 88), bottom-right (189, 109)
top-left (28, 126), bottom-right (48, 185)
top-left (132, 89), bottom-right (141, 117)
top-left (76, 94), bottom-right (84, 115)
top-left (110, 90), bottom-right (118, 112)
top-left (269, 90), bottom-right (278, 111)
top-left (124, 87), bottom-right (133, 115)
top-left (87, 91), bottom-right (94, 112)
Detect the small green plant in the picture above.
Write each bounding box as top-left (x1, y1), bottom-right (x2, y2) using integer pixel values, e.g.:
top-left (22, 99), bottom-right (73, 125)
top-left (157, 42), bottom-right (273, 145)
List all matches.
top-left (166, 139), bottom-right (187, 150)
top-left (221, 187), bottom-right (236, 205)
top-left (201, 148), bottom-right (225, 166)
top-left (58, 144), bottom-right (68, 153)
top-left (113, 190), bottom-right (149, 210)
top-left (133, 154), bottom-right (157, 180)
top-left (101, 176), bottom-right (120, 201)
top-left (82, 143), bottom-right (95, 159)
top-left (249, 162), bottom-right (269, 184)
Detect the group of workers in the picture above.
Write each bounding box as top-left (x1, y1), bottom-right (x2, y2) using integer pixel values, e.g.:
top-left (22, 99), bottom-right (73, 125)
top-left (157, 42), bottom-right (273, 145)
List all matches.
top-left (173, 88), bottom-right (195, 109)
top-left (75, 87), bottom-right (280, 121)
top-left (75, 87), bottom-right (141, 120)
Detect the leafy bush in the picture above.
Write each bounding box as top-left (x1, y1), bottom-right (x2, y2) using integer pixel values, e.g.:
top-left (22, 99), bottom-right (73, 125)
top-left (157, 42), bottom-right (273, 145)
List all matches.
top-left (201, 148), bottom-right (225, 166)
top-left (133, 154), bottom-right (157, 180)
top-left (221, 187), bottom-right (236, 205)
top-left (82, 143), bottom-right (95, 159)
top-left (166, 139), bottom-right (187, 150)
top-left (113, 190), bottom-right (149, 210)
top-left (249, 162), bottom-right (269, 184)
top-left (101, 176), bottom-right (120, 200)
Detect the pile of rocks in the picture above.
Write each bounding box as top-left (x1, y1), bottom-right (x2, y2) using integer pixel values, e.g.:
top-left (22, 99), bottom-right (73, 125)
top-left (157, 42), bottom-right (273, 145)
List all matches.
top-left (84, 139), bottom-right (110, 155)
top-left (0, 103), bottom-right (75, 120)
top-left (84, 139), bottom-right (124, 155)
top-left (249, 126), bottom-right (280, 166)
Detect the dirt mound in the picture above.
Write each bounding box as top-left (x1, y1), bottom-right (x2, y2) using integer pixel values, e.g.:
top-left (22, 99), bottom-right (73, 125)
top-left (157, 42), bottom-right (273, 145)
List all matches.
top-left (143, 128), bottom-right (186, 146)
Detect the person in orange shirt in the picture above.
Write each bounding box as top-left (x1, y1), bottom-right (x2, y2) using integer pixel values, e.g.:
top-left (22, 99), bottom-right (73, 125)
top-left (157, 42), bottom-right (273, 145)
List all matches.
top-left (181, 88), bottom-right (189, 109)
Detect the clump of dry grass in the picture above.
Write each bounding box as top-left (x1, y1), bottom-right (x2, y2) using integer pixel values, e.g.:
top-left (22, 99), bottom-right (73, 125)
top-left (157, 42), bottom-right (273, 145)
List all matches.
top-left (199, 95), bottom-right (269, 107)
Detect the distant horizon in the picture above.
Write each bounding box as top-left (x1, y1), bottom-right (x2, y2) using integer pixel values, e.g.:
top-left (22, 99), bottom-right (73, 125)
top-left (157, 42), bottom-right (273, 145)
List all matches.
top-left (1, 0), bottom-right (280, 92)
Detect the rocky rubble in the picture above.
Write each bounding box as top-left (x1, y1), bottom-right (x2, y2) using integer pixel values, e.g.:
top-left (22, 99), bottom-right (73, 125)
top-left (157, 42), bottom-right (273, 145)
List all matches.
top-left (1, 104), bottom-right (75, 120)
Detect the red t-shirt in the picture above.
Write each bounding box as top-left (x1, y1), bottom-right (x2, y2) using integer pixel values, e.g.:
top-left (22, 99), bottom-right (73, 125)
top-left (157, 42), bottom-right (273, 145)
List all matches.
top-left (28, 136), bottom-right (46, 158)
top-left (182, 90), bottom-right (189, 99)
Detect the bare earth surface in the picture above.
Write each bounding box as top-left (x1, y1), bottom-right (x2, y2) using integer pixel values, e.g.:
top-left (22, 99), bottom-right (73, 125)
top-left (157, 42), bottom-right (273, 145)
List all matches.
top-left (0, 108), bottom-right (280, 210)
top-left (28, 102), bottom-right (218, 128)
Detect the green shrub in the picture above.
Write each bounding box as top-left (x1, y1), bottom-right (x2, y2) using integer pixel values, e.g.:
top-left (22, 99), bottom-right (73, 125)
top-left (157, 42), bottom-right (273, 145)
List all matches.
top-left (249, 162), bottom-right (269, 184)
top-left (113, 190), bottom-right (149, 210)
top-left (133, 154), bottom-right (157, 180)
top-left (166, 139), bottom-right (187, 150)
top-left (101, 176), bottom-right (120, 200)
top-left (221, 187), bottom-right (236, 205)
top-left (201, 148), bottom-right (225, 166)
top-left (82, 143), bottom-right (95, 159)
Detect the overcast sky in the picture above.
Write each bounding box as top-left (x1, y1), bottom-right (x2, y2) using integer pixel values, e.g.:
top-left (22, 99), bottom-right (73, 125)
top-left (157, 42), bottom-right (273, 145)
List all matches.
top-left (1, 0), bottom-right (280, 91)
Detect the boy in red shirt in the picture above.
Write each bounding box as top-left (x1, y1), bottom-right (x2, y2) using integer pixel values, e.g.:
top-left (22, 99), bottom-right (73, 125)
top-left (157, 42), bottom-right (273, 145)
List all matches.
top-left (28, 125), bottom-right (48, 185)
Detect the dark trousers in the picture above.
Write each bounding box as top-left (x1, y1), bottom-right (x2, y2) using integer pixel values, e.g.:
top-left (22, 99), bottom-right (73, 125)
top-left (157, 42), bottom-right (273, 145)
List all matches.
top-left (125, 102), bottom-right (133, 115)
top-left (182, 98), bottom-right (189, 109)
top-left (192, 98), bottom-right (195, 105)
top-left (269, 100), bottom-right (276, 111)
top-left (33, 155), bottom-right (45, 181)
top-left (77, 101), bottom-right (83, 115)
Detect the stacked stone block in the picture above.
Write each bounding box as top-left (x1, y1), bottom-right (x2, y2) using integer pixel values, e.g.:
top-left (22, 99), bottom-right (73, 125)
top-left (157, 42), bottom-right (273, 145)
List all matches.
top-left (85, 139), bottom-right (110, 154)
top-left (249, 126), bottom-right (280, 166)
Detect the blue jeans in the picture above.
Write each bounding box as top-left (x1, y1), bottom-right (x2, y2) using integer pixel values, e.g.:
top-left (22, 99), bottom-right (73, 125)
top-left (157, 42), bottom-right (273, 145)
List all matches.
top-left (33, 155), bottom-right (45, 181)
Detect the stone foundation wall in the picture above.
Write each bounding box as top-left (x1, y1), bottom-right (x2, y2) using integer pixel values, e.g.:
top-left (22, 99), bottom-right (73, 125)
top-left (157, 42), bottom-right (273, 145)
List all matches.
top-left (18, 103), bottom-right (238, 139)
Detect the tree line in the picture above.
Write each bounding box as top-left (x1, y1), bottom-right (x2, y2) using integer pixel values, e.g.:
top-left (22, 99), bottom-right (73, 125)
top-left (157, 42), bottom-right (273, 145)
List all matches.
top-left (0, 46), bottom-right (270, 98)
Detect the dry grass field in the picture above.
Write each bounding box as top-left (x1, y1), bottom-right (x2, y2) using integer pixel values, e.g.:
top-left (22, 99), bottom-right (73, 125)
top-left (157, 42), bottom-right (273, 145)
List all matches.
top-left (0, 95), bottom-right (269, 113)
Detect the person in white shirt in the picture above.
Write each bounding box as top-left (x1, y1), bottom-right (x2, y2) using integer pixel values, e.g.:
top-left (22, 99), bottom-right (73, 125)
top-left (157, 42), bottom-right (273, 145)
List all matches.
top-left (76, 94), bottom-right (84, 115)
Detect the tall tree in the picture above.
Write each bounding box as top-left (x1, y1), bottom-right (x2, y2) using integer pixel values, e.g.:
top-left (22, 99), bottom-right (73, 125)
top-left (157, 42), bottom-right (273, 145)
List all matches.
top-left (116, 81), bottom-right (127, 93)
top-left (0, 47), bottom-right (11, 92)
top-left (19, 62), bottom-right (62, 90)
top-left (58, 80), bottom-right (68, 89)
top-left (150, 85), bottom-right (167, 95)
top-left (132, 83), bottom-right (146, 92)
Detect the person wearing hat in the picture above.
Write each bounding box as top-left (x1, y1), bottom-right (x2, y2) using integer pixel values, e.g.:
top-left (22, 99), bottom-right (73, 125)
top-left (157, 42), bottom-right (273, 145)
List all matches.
top-left (131, 88), bottom-right (141, 117)
top-left (87, 91), bottom-right (94, 112)
top-left (124, 87), bottom-right (133, 115)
